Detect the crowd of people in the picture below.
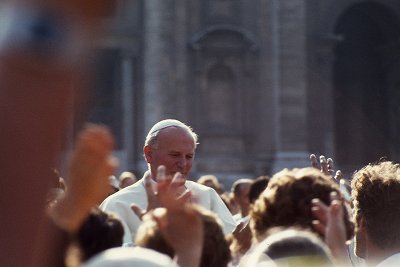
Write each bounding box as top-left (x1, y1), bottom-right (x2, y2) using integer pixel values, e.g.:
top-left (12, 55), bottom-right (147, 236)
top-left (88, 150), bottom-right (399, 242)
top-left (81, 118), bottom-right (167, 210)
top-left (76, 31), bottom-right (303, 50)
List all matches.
top-left (2, 1), bottom-right (400, 267)
top-left (39, 119), bottom-right (400, 267)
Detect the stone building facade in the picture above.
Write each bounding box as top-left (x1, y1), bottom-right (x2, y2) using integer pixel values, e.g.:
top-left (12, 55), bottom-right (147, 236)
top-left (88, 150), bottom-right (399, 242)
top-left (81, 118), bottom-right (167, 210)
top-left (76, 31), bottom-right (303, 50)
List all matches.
top-left (89, 0), bottom-right (400, 185)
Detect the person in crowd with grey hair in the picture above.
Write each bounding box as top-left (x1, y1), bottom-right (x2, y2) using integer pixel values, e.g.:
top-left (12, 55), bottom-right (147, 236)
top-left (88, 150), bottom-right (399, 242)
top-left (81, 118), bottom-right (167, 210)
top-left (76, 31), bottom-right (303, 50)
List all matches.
top-left (100, 119), bottom-right (236, 245)
top-left (231, 178), bottom-right (253, 223)
top-left (119, 171), bottom-right (138, 188)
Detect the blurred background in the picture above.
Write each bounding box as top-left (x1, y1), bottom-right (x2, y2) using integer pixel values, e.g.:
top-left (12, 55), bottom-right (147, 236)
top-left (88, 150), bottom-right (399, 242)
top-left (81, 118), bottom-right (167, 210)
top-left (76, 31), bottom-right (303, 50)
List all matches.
top-left (85, 0), bottom-right (400, 186)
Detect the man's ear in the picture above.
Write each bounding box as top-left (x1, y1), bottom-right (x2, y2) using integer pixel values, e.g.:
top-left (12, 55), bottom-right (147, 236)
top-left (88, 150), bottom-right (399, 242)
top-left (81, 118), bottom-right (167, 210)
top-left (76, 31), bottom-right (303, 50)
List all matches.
top-left (144, 146), bottom-right (152, 163)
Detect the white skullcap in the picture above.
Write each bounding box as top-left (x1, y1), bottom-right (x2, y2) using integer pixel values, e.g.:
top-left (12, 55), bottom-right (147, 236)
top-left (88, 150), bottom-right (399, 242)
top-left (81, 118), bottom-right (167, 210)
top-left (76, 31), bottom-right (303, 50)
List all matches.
top-left (147, 119), bottom-right (189, 135)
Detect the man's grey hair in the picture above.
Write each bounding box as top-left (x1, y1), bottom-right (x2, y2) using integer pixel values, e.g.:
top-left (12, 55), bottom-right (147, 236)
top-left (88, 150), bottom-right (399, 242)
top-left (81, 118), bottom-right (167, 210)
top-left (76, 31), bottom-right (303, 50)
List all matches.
top-left (144, 119), bottom-right (199, 149)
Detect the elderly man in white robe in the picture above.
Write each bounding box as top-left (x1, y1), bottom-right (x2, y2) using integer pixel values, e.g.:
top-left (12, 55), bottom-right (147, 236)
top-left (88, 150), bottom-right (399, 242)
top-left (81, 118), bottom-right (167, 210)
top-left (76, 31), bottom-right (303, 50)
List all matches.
top-left (100, 119), bottom-right (236, 245)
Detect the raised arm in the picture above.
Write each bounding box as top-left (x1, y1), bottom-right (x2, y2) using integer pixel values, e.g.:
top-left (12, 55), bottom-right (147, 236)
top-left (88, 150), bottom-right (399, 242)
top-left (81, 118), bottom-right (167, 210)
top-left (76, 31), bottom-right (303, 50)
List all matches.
top-left (0, 1), bottom-right (115, 266)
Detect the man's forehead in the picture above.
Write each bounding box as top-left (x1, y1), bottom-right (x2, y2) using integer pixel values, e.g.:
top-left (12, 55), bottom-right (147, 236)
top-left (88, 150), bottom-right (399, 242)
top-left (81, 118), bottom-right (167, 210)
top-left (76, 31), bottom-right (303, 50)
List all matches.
top-left (158, 127), bottom-right (195, 141)
top-left (167, 148), bottom-right (195, 155)
top-left (156, 128), bottom-right (196, 150)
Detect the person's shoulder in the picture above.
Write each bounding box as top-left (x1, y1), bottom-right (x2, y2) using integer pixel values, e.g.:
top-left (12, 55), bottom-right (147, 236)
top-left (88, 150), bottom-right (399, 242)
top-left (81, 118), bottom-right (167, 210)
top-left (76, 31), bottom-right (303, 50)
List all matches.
top-left (101, 180), bottom-right (145, 206)
top-left (186, 180), bottom-right (221, 198)
top-left (186, 180), bottom-right (213, 191)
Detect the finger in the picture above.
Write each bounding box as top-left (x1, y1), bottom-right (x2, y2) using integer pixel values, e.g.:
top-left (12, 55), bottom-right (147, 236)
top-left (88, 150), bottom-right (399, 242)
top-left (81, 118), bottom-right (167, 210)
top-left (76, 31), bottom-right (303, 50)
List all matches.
top-left (330, 199), bottom-right (343, 219)
top-left (170, 172), bottom-right (184, 189)
top-left (160, 188), bottom-right (190, 211)
top-left (80, 124), bottom-right (114, 152)
top-left (312, 206), bottom-right (327, 227)
top-left (191, 193), bottom-right (199, 204)
top-left (144, 174), bottom-right (156, 198)
top-left (152, 207), bottom-right (168, 230)
top-left (327, 158), bottom-right (334, 176)
top-left (157, 165), bottom-right (167, 183)
top-left (131, 204), bottom-right (145, 220)
top-left (157, 180), bottom-right (179, 209)
top-left (311, 198), bottom-right (328, 225)
top-left (312, 220), bottom-right (326, 236)
top-left (176, 189), bottom-right (192, 205)
top-left (328, 193), bottom-right (345, 235)
top-left (239, 220), bottom-right (250, 234)
top-left (320, 155), bottom-right (329, 175)
top-left (334, 170), bottom-right (343, 182)
top-left (330, 191), bottom-right (339, 202)
top-left (106, 156), bottom-right (119, 174)
top-left (310, 154), bottom-right (319, 169)
top-left (233, 222), bottom-right (245, 236)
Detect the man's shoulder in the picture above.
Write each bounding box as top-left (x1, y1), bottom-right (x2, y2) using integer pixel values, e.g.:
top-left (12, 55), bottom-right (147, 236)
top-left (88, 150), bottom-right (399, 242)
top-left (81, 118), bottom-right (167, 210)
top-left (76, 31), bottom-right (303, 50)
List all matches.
top-left (101, 180), bottom-right (146, 207)
top-left (186, 180), bottom-right (214, 192)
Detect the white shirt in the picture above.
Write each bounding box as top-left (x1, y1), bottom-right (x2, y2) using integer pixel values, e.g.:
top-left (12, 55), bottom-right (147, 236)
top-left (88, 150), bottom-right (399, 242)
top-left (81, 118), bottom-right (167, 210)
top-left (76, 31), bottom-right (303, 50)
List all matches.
top-left (100, 172), bottom-right (237, 244)
top-left (376, 252), bottom-right (400, 267)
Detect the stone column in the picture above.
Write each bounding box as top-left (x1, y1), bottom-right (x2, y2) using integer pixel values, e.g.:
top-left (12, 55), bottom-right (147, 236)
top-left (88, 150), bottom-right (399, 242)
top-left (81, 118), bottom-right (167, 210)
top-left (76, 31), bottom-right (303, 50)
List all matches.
top-left (253, 0), bottom-right (276, 175)
top-left (120, 52), bottom-right (135, 171)
top-left (143, 0), bottom-right (175, 132)
top-left (272, 0), bottom-right (310, 173)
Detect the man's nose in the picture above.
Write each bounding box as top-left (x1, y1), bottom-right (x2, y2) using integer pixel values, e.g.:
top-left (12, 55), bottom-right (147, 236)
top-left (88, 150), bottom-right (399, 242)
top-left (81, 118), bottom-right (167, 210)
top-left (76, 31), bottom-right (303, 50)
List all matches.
top-left (176, 156), bottom-right (186, 167)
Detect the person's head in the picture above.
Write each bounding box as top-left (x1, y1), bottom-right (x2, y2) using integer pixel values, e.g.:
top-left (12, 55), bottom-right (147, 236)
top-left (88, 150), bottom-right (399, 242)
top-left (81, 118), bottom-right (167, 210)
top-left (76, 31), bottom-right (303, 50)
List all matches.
top-left (76, 208), bottom-right (124, 262)
top-left (231, 178), bottom-right (253, 216)
top-left (143, 119), bottom-right (198, 182)
top-left (135, 205), bottom-right (231, 267)
top-left (197, 174), bottom-right (224, 194)
top-left (249, 176), bottom-right (270, 204)
top-left (245, 228), bottom-right (335, 267)
top-left (250, 167), bottom-right (354, 243)
top-left (351, 161), bottom-right (400, 259)
top-left (220, 192), bottom-right (240, 214)
top-left (118, 171), bottom-right (137, 188)
top-left (108, 175), bottom-right (120, 195)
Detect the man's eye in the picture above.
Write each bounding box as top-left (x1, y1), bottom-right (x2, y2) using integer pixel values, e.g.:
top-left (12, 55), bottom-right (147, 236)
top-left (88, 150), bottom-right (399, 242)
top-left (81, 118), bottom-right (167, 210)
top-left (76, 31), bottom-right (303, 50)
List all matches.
top-left (169, 154), bottom-right (179, 158)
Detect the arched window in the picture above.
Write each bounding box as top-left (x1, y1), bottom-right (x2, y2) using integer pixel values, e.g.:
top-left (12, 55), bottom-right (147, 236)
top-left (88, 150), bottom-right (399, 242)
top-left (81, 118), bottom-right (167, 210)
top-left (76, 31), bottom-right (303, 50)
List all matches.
top-left (205, 64), bottom-right (237, 131)
top-left (333, 2), bottom-right (400, 169)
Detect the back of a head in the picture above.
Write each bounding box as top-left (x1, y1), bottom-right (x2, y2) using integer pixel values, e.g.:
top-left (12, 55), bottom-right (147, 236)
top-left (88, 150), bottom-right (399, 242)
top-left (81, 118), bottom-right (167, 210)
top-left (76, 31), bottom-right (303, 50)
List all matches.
top-left (250, 167), bottom-right (354, 242)
top-left (262, 228), bottom-right (335, 267)
top-left (144, 119), bottom-right (198, 148)
top-left (118, 171), bottom-right (137, 188)
top-left (119, 171), bottom-right (137, 182)
top-left (197, 174), bottom-right (223, 194)
top-left (82, 247), bottom-right (178, 267)
top-left (77, 208), bottom-right (124, 261)
top-left (231, 178), bottom-right (253, 197)
top-left (135, 205), bottom-right (231, 267)
top-left (352, 161), bottom-right (400, 249)
top-left (249, 176), bottom-right (270, 204)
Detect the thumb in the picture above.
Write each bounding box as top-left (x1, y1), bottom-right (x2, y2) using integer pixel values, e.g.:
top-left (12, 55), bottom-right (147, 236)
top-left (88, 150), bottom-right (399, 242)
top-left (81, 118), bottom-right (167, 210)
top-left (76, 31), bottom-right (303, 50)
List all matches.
top-left (131, 204), bottom-right (145, 220)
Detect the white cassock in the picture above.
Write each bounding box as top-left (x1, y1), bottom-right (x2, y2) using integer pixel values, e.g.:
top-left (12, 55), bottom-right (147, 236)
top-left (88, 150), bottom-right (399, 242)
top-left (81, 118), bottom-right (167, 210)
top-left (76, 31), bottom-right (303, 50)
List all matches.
top-left (100, 171), bottom-right (237, 245)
